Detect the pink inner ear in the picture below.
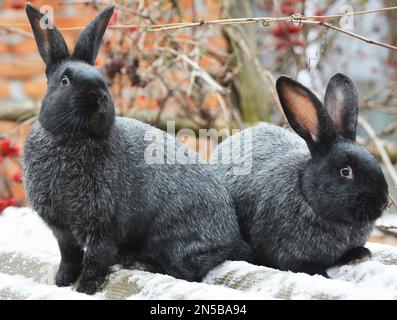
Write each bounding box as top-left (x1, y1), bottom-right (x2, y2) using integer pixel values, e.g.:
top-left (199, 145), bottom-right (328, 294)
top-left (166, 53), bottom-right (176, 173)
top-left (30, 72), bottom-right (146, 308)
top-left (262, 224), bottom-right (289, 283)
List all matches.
top-left (283, 87), bottom-right (319, 141)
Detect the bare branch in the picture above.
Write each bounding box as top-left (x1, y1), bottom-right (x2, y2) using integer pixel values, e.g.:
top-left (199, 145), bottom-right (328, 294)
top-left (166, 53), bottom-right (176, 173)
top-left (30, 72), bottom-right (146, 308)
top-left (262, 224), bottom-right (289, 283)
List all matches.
top-left (4, 5), bottom-right (397, 51)
top-left (358, 116), bottom-right (397, 187)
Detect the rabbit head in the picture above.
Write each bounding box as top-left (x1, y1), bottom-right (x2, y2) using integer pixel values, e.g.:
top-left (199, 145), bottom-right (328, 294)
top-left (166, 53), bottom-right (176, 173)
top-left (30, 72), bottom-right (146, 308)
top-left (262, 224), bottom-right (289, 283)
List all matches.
top-left (26, 4), bottom-right (115, 137)
top-left (276, 73), bottom-right (389, 224)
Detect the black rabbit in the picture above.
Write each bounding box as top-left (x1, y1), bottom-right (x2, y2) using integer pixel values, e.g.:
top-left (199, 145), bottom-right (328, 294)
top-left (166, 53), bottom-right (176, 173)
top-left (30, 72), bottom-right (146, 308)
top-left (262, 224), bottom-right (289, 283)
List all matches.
top-left (212, 73), bottom-right (389, 276)
top-left (23, 4), bottom-right (250, 294)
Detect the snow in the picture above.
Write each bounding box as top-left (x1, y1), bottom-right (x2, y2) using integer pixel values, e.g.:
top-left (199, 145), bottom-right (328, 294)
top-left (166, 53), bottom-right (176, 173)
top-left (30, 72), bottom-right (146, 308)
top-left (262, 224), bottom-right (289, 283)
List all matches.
top-left (123, 270), bottom-right (263, 300)
top-left (0, 273), bottom-right (96, 300)
top-left (1, 207), bottom-right (397, 300)
top-left (0, 207), bottom-right (59, 264)
top-left (375, 213), bottom-right (397, 235)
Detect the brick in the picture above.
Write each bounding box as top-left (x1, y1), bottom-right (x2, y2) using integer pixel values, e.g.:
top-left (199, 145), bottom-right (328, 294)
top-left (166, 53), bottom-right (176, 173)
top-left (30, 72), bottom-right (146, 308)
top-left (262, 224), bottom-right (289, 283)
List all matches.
top-left (0, 38), bottom-right (37, 55)
top-left (207, 34), bottom-right (228, 51)
top-left (4, 0), bottom-right (63, 11)
top-left (23, 79), bottom-right (47, 101)
top-left (0, 16), bottom-right (94, 33)
top-left (0, 120), bottom-right (31, 140)
top-left (0, 81), bottom-right (10, 99)
top-left (135, 97), bottom-right (159, 110)
top-left (0, 60), bottom-right (44, 80)
top-left (203, 93), bottom-right (218, 109)
top-left (0, 120), bottom-right (17, 133)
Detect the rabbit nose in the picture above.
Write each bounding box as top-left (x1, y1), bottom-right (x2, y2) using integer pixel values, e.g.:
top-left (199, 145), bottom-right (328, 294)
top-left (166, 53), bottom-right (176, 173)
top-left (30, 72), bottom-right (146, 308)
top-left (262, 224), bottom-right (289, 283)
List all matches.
top-left (87, 90), bottom-right (106, 102)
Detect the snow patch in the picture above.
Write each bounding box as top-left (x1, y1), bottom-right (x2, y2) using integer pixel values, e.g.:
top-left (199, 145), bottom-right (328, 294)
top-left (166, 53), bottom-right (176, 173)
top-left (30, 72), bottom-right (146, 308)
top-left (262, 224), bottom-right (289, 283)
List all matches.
top-left (1, 207), bottom-right (397, 300)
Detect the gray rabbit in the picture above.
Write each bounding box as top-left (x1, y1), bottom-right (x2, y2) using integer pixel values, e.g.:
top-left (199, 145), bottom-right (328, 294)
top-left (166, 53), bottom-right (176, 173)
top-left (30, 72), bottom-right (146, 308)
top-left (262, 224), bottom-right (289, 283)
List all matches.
top-left (23, 4), bottom-right (250, 294)
top-left (212, 74), bottom-right (389, 276)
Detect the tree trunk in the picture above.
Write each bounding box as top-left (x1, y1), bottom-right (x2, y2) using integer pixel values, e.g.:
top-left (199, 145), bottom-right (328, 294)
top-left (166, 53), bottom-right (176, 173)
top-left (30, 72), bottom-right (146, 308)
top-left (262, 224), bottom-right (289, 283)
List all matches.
top-left (385, 0), bottom-right (397, 79)
top-left (223, 0), bottom-right (272, 124)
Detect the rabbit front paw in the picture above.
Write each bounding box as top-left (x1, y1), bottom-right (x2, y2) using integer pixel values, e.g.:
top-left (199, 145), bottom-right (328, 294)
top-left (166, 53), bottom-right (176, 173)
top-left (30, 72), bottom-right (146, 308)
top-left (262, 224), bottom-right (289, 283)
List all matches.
top-left (337, 246), bottom-right (371, 265)
top-left (298, 265), bottom-right (329, 278)
top-left (55, 265), bottom-right (81, 287)
top-left (76, 276), bottom-right (105, 295)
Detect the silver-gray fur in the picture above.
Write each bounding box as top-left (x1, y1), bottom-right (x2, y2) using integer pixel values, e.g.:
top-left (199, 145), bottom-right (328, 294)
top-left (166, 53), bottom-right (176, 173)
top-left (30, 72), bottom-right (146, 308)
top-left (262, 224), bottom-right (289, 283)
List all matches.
top-left (211, 74), bottom-right (388, 276)
top-left (23, 4), bottom-right (250, 294)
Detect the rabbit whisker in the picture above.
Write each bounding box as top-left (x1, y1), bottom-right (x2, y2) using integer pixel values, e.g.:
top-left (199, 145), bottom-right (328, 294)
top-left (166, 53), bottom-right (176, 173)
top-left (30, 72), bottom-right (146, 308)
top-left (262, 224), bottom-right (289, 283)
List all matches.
top-left (57, 111), bottom-right (79, 136)
top-left (51, 114), bottom-right (74, 135)
top-left (71, 111), bottom-right (82, 135)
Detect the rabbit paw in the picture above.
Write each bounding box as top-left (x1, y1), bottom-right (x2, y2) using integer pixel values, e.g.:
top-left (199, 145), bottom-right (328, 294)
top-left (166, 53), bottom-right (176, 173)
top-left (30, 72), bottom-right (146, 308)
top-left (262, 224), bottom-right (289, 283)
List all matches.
top-left (76, 275), bottom-right (106, 295)
top-left (337, 246), bottom-right (371, 265)
top-left (76, 279), bottom-right (99, 295)
top-left (55, 268), bottom-right (80, 287)
top-left (299, 265), bottom-right (329, 278)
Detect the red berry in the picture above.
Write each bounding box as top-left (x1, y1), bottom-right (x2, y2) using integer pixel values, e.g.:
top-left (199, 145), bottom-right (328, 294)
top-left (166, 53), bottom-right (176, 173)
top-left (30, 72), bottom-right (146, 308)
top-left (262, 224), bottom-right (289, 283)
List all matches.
top-left (0, 139), bottom-right (20, 157)
top-left (0, 200), bottom-right (7, 212)
top-left (0, 139), bottom-right (11, 155)
top-left (314, 9), bottom-right (326, 23)
top-left (138, 95), bottom-right (147, 100)
top-left (0, 197), bottom-right (17, 212)
top-left (314, 9), bottom-right (325, 16)
top-left (8, 198), bottom-right (17, 207)
top-left (272, 23), bottom-right (301, 38)
top-left (274, 40), bottom-right (287, 50)
top-left (122, 26), bottom-right (138, 35)
top-left (280, 4), bottom-right (295, 15)
top-left (286, 24), bottom-right (302, 34)
top-left (12, 172), bottom-right (23, 184)
top-left (272, 25), bottom-right (284, 37)
top-left (8, 146), bottom-right (20, 157)
top-left (0, 155), bottom-right (3, 164)
top-left (10, 0), bottom-right (25, 10)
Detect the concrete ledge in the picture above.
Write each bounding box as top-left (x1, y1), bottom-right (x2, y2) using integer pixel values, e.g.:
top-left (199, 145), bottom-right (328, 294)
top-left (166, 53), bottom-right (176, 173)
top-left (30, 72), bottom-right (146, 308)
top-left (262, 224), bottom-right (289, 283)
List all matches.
top-left (1, 208), bottom-right (397, 300)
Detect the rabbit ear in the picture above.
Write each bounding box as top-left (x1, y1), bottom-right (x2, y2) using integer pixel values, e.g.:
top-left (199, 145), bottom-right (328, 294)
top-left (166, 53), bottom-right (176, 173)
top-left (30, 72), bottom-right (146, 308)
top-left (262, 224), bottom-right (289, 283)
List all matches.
top-left (324, 73), bottom-right (359, 141)
top-left (276, 76), bottom-right (336, 154)
top-left (72, 5), bottom-right (115, 65)
top-left (26, 4), bottom-right (70, 70)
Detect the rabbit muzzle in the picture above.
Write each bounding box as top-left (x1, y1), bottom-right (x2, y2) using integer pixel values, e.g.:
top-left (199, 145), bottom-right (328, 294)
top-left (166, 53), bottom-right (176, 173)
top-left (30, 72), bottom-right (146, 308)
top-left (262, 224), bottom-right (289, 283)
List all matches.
top-left (85, 89), bottom-right (108, 106)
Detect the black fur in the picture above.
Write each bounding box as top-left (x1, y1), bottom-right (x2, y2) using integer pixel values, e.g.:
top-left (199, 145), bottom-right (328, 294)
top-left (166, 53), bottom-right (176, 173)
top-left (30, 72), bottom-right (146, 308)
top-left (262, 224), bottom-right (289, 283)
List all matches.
top-left (213, 74), bottom-right (388, 276)
top-left (25, 4), bottom-right (70, 75)
top-left (336, 247), bottom-right (371, 265)
top-left (72, 6), bottom-right (115, 65)
top-left (23, 4), bottom-right (251, 295)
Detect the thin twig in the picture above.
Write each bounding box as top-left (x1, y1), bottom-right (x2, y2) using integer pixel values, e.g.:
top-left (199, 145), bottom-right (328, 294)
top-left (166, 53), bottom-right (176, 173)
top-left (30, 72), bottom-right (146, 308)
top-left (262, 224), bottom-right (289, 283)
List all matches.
top-left (145, 6), bottom-right (397, 31)
top-left (377, 225), bottom-right (397, 231)
top-left (358, 116), bottom-right (397, 187)
top-left (0, 26), bottom-right (34, 39)
top-left (2, 6), bottom-right (397, 52)
top-left (316, 21), bottom-right (397, 51)
top-left (161, 47), bottom-right (225, 93)
top-left (375, 225), bottom-right (397, 237)
top-left (388, 193), bottom-right (397, 211)
top-left (379, 119), bottom-right (397, 138)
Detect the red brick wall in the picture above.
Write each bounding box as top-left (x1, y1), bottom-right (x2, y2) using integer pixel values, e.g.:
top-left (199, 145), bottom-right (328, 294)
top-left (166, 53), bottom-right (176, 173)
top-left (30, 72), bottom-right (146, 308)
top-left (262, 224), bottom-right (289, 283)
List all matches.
top-left (0, 1), bottom-right (101, 102)
top-left (0, 1), bottom-right (227, 205)
top-left (0, 1), bottom-right (107, 204)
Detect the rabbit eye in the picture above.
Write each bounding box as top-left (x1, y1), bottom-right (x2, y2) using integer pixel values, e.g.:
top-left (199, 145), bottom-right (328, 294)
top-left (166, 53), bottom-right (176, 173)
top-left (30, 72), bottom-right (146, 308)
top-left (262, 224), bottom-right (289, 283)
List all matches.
top-left (61, 75), bottom-right (70, 87)
top-left (340, 165), bottom-right (353, 179)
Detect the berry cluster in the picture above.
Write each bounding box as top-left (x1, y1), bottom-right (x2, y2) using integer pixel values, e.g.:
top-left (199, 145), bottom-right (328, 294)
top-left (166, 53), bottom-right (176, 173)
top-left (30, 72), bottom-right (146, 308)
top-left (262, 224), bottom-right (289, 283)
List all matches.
top-left (0, 138), bottom-right (21, 213)
top-left (271, 1), bottom-right (304, 50)
top-left (9, 0), bottom-right (26, 10)
top-left (0, 198), bottom-right (17, 212)
top-left (0, 138), bottom-right (20, 163)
